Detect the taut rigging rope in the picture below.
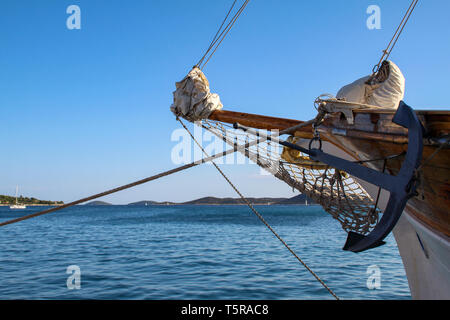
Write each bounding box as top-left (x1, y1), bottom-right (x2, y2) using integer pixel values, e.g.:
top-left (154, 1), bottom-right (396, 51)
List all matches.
top-left (197, 0), bottom-right (251, 70)
top-left (196, 0), bottom-right (238, 68)
top-left (0, 144), bottom-right (260, 227)
top-left (0, 119), bottom-right (313, 228)
top-left (177, 117), bottom-right (340, 300)
top-left (372, 0), bottom-right (419, 74)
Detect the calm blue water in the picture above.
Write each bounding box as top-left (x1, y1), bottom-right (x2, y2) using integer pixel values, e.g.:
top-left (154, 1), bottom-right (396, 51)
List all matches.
top-left (0, 205), bottom-right (411, 300)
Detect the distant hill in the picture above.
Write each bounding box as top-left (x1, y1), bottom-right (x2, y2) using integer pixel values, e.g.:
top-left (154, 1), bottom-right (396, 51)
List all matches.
top-left (180, 195), bottom-right (316, 205)
top-left (0, 194), bottom-right (63, 205)
top-left (275, 194), bottom-right (313, 205)
top-left (127, 200), bottom-right (176, 206)
top-left (84, 201), bottom-right (112, 206)
top-left (182, 196), bottom-right (287, 205)
top-left (82, 195), bottom-right (316, 206)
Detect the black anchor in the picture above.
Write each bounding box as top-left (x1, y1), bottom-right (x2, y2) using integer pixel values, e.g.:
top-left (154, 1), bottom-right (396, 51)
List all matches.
top-left (235, 101), bottom-right (424, 253)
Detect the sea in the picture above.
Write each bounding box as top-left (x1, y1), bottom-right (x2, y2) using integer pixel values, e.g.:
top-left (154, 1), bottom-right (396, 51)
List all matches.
top-left (0, 205), bottom-right (411, 300)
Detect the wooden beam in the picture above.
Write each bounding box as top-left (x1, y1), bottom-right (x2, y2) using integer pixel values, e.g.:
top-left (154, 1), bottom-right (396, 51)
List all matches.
top-left (208, 109), bottom-right (312, 133)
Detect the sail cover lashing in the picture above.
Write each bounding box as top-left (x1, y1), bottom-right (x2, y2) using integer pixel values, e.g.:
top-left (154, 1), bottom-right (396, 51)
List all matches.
top-left (336, 60), bottom-right (405, 110)
top-left (171, 67), bottom-right (381, 236)
top-left (170, 67), bottom-right (223, 122)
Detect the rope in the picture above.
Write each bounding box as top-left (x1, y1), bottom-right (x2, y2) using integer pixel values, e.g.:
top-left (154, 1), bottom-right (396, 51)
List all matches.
top-left (0, 118), bottom-right (317, 228)
top-left (196, 0), bottom-right (238, 68)
top-left (177, 117), bottom-right (340, 300)
top-left (0, 164), bottom-right (203, 227)
top-left (0, 143), bottom-right (265, 227)
top-left (416, 136), bottom-right (449, 172)
top-left (315, 96), bottom-right (383, 110)
top-left (372, 0), bottom-right (419, 74)
top-left (197, 0), bottom-right (251, 70)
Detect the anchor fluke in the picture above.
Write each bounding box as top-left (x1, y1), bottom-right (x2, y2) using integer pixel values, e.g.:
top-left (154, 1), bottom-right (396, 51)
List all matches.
top-left (340, 102), bottom-right (424, 252)
top-left (342, 232), bottom-right (386, 251)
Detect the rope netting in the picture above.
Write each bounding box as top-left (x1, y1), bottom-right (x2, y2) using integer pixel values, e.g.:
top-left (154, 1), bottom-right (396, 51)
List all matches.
top-left (201, 119), bottom-right (381, 235)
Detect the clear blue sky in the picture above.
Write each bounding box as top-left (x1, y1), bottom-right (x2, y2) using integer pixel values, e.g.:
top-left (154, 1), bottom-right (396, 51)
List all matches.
top-left (1, 0), bottom-right (449, 204)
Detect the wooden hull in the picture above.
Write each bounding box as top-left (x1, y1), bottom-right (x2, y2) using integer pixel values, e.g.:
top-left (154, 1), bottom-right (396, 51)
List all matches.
top-left (210, 108), bottom-right (450, 238)
top-left (208, 107), bottom-right (450, 299)
top-left (315, 109), bottom-right (450, 238)
top-left (312, 108), bottom-right (450, 299)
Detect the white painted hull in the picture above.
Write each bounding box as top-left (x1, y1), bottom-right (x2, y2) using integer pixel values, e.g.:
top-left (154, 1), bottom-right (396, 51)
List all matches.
top-left (297, 139), bottom-right (450, 299)
top-left (394, 210), bottom-right (450, 299)
top-left (360, 180), bottom-right (450, 299)
top-left (347, 160), bottom-right (450, 299)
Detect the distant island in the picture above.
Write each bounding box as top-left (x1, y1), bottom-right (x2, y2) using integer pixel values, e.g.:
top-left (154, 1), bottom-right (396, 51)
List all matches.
top-left (0, 194), bottom-right (314, 207)
top-left (84, 201), bottom-right (112, 206)
top-left (0, 195), bottom-right (64, 206)
top-left (84, 194), bottom-right (314, 206)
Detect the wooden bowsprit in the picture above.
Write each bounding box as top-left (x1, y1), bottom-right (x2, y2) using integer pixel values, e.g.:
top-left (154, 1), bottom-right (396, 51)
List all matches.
top-left (235, 102), bottom-right (424, 253)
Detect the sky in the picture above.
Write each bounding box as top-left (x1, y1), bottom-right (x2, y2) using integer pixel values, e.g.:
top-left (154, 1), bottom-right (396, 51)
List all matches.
top-left (1, 0), bottom-right (449, 204)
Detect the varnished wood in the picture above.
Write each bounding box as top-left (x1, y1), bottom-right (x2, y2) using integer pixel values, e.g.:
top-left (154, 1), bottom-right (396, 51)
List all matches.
top-left (209, 110), bottom-right (310, 132)
top-left (208, 107), bottom-right (450, 237)
top-left (313, 110), bottom-right (449, 237)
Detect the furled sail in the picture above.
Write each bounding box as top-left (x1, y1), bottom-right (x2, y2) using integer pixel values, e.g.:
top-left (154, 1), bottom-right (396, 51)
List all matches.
top-left (170, 67), bottom-right (223, 122)
top-left (337, 60), bottom-right (405, 109)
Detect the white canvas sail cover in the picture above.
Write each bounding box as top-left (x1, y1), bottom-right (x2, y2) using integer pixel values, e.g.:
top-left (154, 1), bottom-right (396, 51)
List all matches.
top-left (336, 60), bottom-right (405, 109)
top-left (170, 67), bottom-right (223, 122)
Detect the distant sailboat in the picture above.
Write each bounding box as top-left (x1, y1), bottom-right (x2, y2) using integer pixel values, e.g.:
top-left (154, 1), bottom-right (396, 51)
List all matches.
top-left (305, 198), bottom-right (308, 206)
top-left (9, 186), bottom-right (26, 209)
